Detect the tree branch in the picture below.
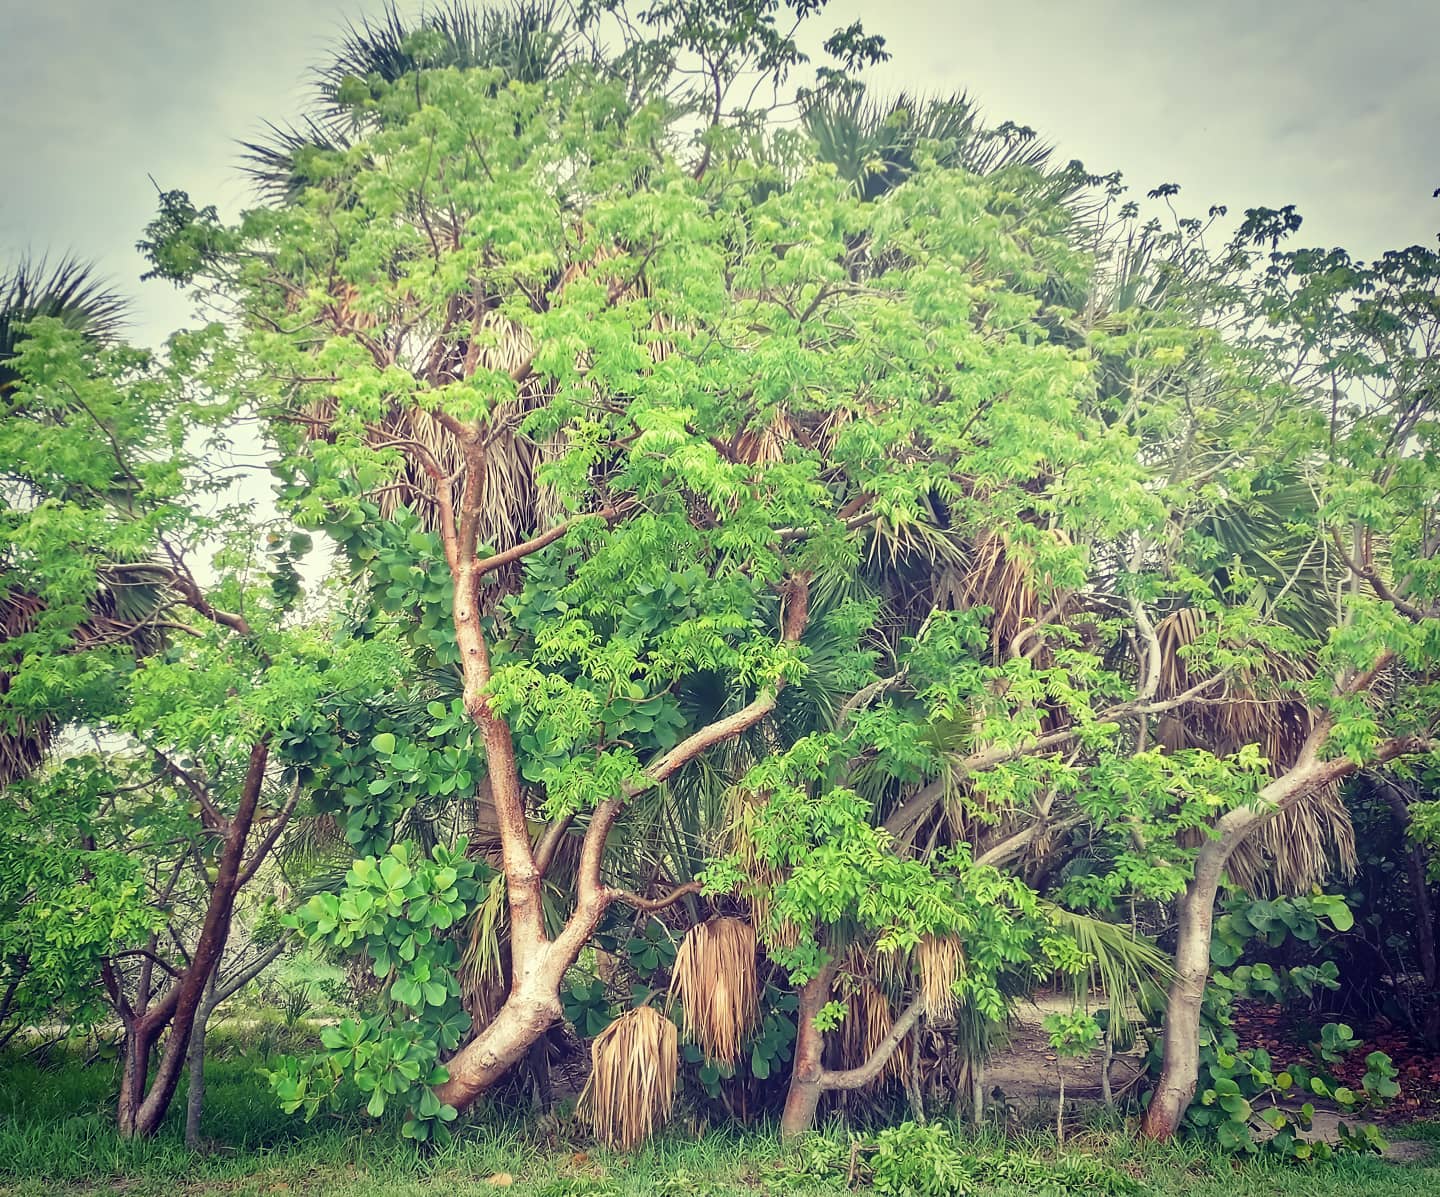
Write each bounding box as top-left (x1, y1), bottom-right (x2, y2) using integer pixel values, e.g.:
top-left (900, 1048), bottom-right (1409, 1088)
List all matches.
top-left (474, 503), bottom-right (632, 581)
top-left (819, 998), bottom-right (925, 1091)
top-left (159, 549), bottom-right (252, 638)
top-left (533, 813), bottom-right (574, 879)
top-left (605, 880), bottom-right (702, 913)
top-left (236, 780), bottom-right (302, 888)
top-left (1217, 732), bottom-right (1435, 853)
top-left (151, 752), bottom-right (226, 832)
top-left (883, 673), bottom-right (1229, 843)
top-left (1330, 528), bottom-right (1427, 620)
top-left (213, 938), bottom-right (288, 1005)
top-left (571, 574), bottom-right (812, 913)
top-left (975, 812), bottom-right (1087, 869)
top-left (109, 948), bottom-right (184, 980)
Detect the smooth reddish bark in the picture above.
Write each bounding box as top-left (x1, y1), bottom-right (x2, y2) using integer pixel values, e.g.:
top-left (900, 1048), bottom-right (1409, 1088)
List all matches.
top-left (115, 742), bottom-right (269, 1139)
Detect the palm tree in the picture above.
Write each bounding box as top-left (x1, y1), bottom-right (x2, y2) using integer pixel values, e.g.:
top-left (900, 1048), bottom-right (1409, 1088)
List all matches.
top-left (243, 1), bottom-right (579, 202)
top-left (0, 256), bottom-right (126, 396)
top-left (0, 257), bottom-right (148, 785)
top-left (239, 2), bottom-right (614, 586)
top-left (802, 90), bottom-right (1075, 206)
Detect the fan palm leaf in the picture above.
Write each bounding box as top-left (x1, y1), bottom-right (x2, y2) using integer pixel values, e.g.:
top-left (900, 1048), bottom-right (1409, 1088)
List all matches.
top-left (578, 1004), bottom-right (678, 1149)
top-left (669, 917), bottom-right (759, 1067)
top-left (0, 257), bottom-right (125, 395)
top-left (1041, 901), bottom-right (1171, 1037)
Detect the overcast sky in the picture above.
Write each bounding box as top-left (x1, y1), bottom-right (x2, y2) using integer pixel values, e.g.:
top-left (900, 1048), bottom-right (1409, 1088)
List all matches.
top-left (4, 0), bottom-right (1437, 347)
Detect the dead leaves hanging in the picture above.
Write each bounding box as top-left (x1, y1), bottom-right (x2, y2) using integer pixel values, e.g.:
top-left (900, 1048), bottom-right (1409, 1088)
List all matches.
top-left (577, 1005), bottom-right (678, 1150)
top-left (669, 918), bottom-right (759, 1067)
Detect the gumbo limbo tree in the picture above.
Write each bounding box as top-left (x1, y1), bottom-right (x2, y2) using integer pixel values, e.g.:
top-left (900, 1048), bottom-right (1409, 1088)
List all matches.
top-left (0, 317), bottom-right (401, 1137)
top-left (144, 45), bottom-right (1160, 1131)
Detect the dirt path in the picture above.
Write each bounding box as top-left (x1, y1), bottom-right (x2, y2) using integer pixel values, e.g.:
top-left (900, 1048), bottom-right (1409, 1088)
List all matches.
top-left (984, 992), bottom-right (1144, 1109)
top-left (983, 993), bottom-right (1433, 1163)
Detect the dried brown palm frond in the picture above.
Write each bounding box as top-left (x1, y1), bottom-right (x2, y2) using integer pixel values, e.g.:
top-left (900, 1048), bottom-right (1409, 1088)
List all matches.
top-left (0, 562), bottom-right (173, 784)
top-left (669, 918), bottom-right (758, 1066)
top-left (1154, 607), bottom-right (1313, 754)
top-left (958, 527), bottom-right (1073, 663)
top-left (1225, 781), bottom-right (1355, 896)
top-left (0, 590), bottom-right (51, 783)
top-left (731, 410), bottom-right (802, 465)
top-left (915, 934), bottom-right (966, 1022)
top-left (1153, 608), bottom-right (1357, 893)
top-left (577, 1005), bottom-right (678, 1150)
top-left (831, 973), bottom-right (905, 1088)
top-left (721, 790), bottom-right (800, 952)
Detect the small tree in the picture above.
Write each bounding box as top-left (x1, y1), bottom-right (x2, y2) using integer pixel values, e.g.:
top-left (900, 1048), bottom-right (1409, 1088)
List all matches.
top-left (0, 318), bottom-right (396, 1136)
top-left (1135, 222), bottom-right (1440, 1138)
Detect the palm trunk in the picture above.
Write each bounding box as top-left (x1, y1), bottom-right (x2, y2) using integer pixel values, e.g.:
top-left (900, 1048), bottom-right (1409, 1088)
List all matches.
top-left (903, 1032), bottom-right (925, 1124)
top-left (1056, 1067), bottom-right (1066, 1144)
top-left (1101, 1026), bottom-right (1114, 1110)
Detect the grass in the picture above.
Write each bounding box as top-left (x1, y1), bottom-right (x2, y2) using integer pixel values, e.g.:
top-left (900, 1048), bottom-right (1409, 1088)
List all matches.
top-left (0, 1031), bottom-right (1436, 1197)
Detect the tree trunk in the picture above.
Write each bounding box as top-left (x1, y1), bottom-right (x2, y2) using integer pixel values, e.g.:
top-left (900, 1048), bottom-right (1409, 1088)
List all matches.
top-left (779, 973), bottom-right (830, 1139)
top-left (185, 961), bottom-right (230, 1151)
top-left (1141, 839), bottom-right (1225, 1140)
top-left (1139, 751), bottom-right (1379, 1140)
top-left (779, 964), bottom-right (925, 1139)
top-left (116, 1021), bottom-right (158, 1137)
top-left (433, 976), bottom-right (564, 1110)
top-left (187, 939), bottom-right (286, 1151)
top-left (781, 1077), bottom-right (825, 1140)
top-left (184, 991), bottom-right (213, 1150)
top-left (117, 742), bottom-right (269, 1139)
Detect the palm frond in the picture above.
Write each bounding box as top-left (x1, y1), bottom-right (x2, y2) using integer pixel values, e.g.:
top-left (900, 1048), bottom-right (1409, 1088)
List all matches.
top-left (915, 933), bottom-right (965, 1021)
top-left (460, 873), bottom-right (509, 1024)
top-left (829, 962), bottom-right (905, 1087)
top-left (578, 1004), bottom-right (677, 1149)
top-left (0, 256), bottom-right (125, 391)
top-left (669, 917), bottom-right (758, 1067)
top-left (1041, 901), bottom-right (1171, 1040)
top-left (239, 118), bottom-right (353, 204)
top-left (317, 0), bottom-right (573, 110)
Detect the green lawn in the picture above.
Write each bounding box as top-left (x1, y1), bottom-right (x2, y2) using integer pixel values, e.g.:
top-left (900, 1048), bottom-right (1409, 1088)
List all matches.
top-left (1, 1041), bottom-right (1435, 1196)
